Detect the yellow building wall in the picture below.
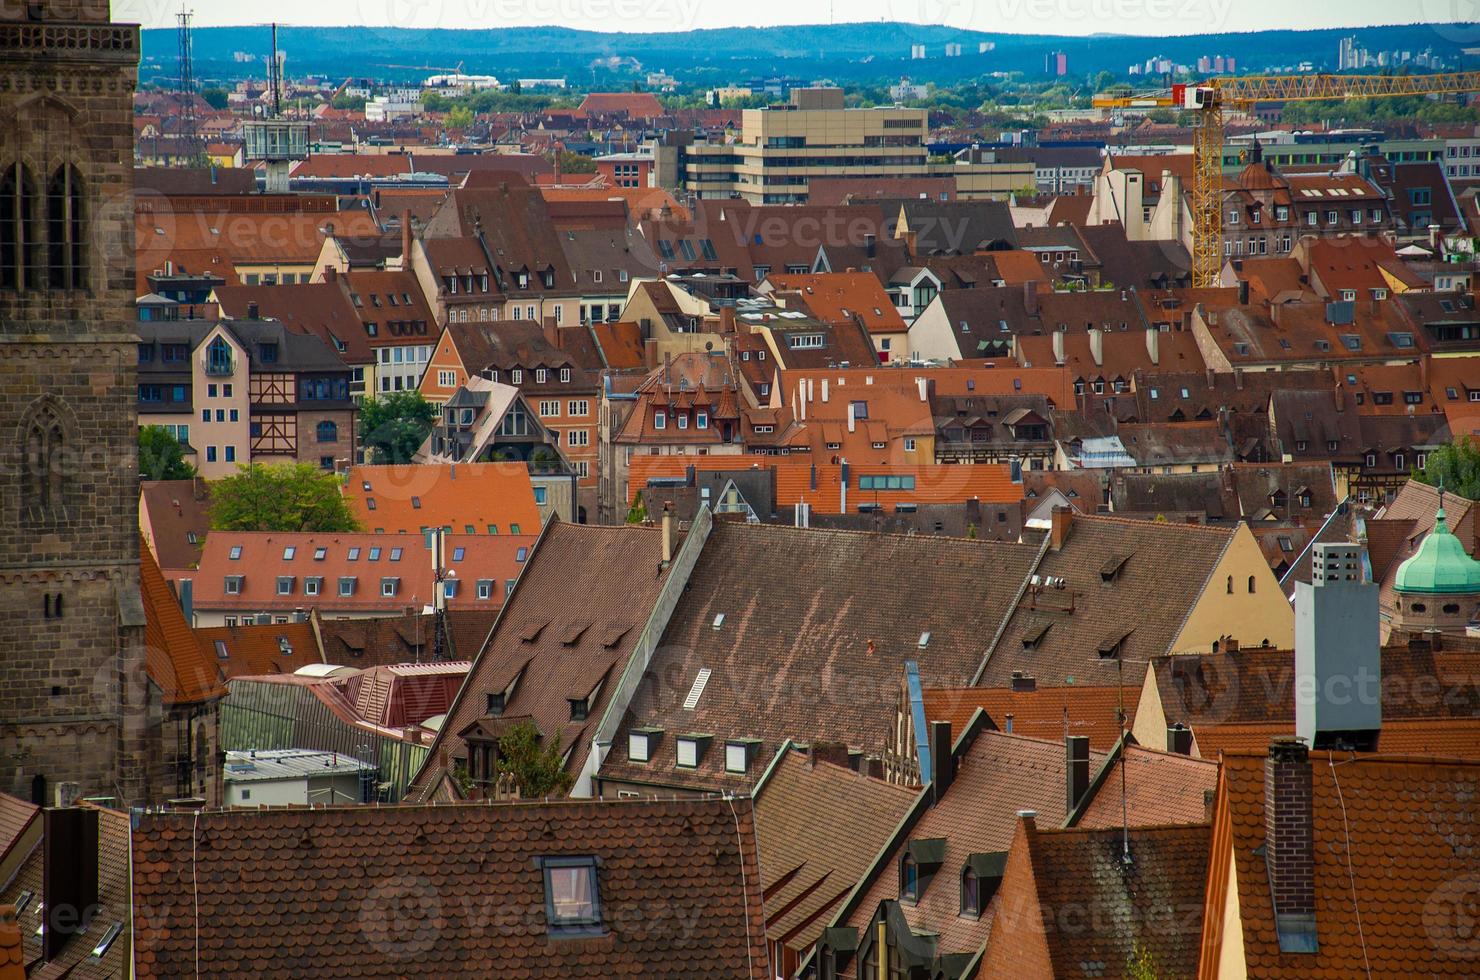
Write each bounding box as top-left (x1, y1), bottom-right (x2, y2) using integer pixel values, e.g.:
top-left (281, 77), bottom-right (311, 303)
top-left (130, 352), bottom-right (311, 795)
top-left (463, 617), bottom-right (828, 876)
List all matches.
top-left (1217, 851), bottom-right (1249, 979)
top-left (1171, 524), bottom-right (1295, 653)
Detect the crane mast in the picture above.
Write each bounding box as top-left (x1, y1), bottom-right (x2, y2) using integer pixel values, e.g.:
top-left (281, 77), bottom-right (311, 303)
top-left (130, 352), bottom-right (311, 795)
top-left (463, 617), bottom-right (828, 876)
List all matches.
top-left (1093, 71), bottom-right (1480, 287)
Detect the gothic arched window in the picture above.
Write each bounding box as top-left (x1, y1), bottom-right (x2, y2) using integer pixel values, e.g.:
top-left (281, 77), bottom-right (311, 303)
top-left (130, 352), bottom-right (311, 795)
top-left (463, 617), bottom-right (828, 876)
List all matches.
top-left (46, 164), bottom-right (85, 291)
top-left (22, 399), bottom-right (68, 519)
top-left (1, 163), bottom-right (40, 291)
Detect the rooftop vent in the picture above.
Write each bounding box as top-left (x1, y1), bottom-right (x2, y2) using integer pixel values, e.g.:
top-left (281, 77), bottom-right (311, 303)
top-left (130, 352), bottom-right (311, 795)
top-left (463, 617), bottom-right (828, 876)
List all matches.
top-left (682, 668), bottom-right (712, 710)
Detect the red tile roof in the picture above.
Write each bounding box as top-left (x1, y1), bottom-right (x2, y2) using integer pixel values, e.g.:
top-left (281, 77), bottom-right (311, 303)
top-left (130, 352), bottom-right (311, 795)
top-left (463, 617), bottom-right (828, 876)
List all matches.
top-left (577, 92), bottom-right (665, 117)
top-left (186, 531), bottom-right (536, 614)
top-left (1073, 743), bottom-right (1219, 829)
top-left (922, 685), bottom-right (1131, 753)
top-left (626, 456), bottom-right (1022, 514)
top-left (980, 817), bottom-right (1211, 980)
top-left (754, 748), bottom-right (921, 961)
top-left (343, 462), bottom-right (542, 536)
top-left (767, 272), bottom-right (908, 335)
top-left (140, 537), bottom-right (228, 705)
top-left (140, 478), bottom-right (212, 571)
top-left (1216, 750), bottom-right (1480, 976)
top-left (0, 905), bottom-right (20, 980)
top-left (407, 522), bottom-right (673, 799)
top-left (194, 621), bottom-right (320, 678)
top-left (131, 797), bottom-right (770, 978)
top-left (838, 730), bottom-right (1109, 962)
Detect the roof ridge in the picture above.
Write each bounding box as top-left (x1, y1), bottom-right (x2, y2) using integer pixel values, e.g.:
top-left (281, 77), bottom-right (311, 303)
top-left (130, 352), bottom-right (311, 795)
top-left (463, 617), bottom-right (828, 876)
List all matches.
top-left (711, 519), bottom-right (1028, 549)
top-left (1074, 512), bottom-right (1236, 536)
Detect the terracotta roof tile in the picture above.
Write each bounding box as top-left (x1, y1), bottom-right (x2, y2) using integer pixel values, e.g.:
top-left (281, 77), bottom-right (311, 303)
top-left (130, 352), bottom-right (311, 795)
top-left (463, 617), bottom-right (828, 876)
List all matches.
top-left (980, 818), bottom-right (1211, 980)
top-left (838, 730), bottom-right (1109, 962)
top-left (187, 530), bottom-right (534, 616)
top-left (343, 462), bottom-right (543, 536)
top-left (980, 513), bottom-right (1244, 689)
top-left (139, 479), bottom-right (212, 570)
top-left (754, 749), bottom-right (920, 959)
top-left (1, 803), bottom-right (132, 980)
top-left (1073, 744), bottom-right (1218, 829)
top-left (140, 537), bottom-right (228, 705)
top-left (1220, 750), bottom-right (1480, 976)
top-left (407, 522), bottom-right (672, 799)
top-left (130, 797), bottom-right (769, 978)
top-left (626, 456), bottom-right (1021, 515)
top-left (195, 621), bottom-right (319, 678)
top-left (601, 522), bottom-right (1038, 793)
top-left (923, 685), bottom-right (1131, 753)
top-left (766, 273), bottom-right (907, 335)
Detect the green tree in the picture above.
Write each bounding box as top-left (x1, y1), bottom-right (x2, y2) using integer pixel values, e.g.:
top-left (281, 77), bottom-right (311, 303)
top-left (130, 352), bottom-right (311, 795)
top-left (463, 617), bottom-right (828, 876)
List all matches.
top-left (496, 721), bottom-right (574, 798)
top-left (553, 149), bottom-right (595, 174)
top-left (210, 462), bottom-right (360, 532)
top-left (509, 78), bottom-right (522, 94)
top-left (359, 391), bottom-right (438, 464)
top-left (199, 87), bottom-right (229, 110)
top-left (446, 106), bottom-right (474, 130)
top-left (1093, 70), bottom-right (1117, 92)
top-left (1127, 941), bottom-right (1159, 980)
top-left (1414, 436), bottom-right (1480, 501)
top-left (138, 426), bottom-right (197, 481)
top-left (331, 93), bottom-right (367, 111)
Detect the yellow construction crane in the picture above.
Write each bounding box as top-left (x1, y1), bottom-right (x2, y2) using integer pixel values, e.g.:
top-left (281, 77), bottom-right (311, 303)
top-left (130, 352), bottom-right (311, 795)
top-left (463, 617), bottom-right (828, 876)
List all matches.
top-left (1093, 71), bottom-right (1480, 288)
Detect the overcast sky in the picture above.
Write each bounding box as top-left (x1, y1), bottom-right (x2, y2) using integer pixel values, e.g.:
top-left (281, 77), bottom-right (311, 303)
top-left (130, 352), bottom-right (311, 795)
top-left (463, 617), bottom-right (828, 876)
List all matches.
top-left (123, 0), bottom-right (1477, 34)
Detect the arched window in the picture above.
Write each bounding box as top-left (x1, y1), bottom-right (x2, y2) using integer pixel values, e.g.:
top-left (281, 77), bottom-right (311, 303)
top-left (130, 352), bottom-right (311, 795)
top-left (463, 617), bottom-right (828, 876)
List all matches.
top-left (1, 163), bottom-right (40, 291)
top-left (46, 165), bottom-right (85, 290)
top-left (22, 399), bottom-right (67, 519)
top-left (205, 336), bottom-right (233, 375)
top-left (1226, 575), bottom-right (1233, 594)
top-left (1412, 602), bottom-right (1427, 613)
top-left (960, 867), bottom-right (981, 917)
top-left (1247, 575), bottom-right (1256, 594)
top-left (316, 420), bottom-right (338, 443)
top-left (1442, 603), bottom-right (1460, 615)
top-left (900, 853), bottom-right (918, 902)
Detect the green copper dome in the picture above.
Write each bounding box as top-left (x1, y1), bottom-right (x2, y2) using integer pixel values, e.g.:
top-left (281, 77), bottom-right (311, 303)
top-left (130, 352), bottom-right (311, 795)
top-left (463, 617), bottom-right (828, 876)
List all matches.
top-left (1394, 504), bottom-right (1480, 594)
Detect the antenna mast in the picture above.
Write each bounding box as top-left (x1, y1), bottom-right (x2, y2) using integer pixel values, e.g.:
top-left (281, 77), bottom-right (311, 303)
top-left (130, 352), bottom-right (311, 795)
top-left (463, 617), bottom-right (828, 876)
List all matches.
top-left (269, 22), bottom-right (282, 118)
top-left (176, 5), bottom-right (202, 164)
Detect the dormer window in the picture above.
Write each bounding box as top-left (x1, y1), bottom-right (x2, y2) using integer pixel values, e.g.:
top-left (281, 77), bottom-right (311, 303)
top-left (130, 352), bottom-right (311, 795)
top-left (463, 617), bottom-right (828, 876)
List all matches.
top-left (901, 853), bottom-right (919, 902)
top-left (900, 838), bottom-right (946, 904)
top-left (960, 852), bottom-right (1007, 918)
top-left (676, 734), bottom-right (713, 768)
top-left (628, 727), bottom-right (661, 762)
top-left (724, 738), bottom-right (761, 774)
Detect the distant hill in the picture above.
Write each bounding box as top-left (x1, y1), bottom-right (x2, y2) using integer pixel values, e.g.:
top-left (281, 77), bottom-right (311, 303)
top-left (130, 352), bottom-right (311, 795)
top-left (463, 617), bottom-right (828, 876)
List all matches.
top-left (139, 22), bottom-right (1479, 89)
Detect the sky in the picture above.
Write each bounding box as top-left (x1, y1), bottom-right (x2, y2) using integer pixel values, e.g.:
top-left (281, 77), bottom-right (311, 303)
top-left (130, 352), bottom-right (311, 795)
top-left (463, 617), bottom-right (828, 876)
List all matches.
top-left (123, 0), bottom-right (1480, 34)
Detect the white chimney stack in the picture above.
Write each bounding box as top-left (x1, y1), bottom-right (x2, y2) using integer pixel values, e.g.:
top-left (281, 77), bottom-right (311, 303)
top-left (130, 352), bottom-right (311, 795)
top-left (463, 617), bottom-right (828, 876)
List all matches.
top-left (1145, 327), bottom-right (1160, 366)
top-left (822, 378), bottom-right (829, 403)
top-left (1089, 328), bottom-right (1103, 367)
top-left (1052, 329), bottom-right (1065, 365)
top-left (916, 377), bottom-right (928, 401)
top-left (847, 402), bottom-right (856, 432)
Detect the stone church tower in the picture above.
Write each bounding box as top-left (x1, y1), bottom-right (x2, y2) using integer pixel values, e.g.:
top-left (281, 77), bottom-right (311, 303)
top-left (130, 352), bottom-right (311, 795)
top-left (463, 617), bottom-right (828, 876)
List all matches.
top-left (0, 0), bottom-right (150, 805)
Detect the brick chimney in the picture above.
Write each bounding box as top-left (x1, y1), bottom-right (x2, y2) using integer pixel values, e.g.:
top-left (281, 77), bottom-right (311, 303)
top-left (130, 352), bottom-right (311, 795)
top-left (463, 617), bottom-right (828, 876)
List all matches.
top-left (1050, 505), bottom-right (1073, 551)
top-left (661, 502), bottom-right (673, 565)
top-left (930, 721), bottom-right (954, 801)
top-left (1023, 280), bottom-right (1039, 315)
top-left (1333, 380), bottom-right (1344, 412)
top-left (401, 209), bottom-right (413, 265)
top-left (541, 314), bottom-right (559, 349)
top-left (1065, 735), bottom-right (1090, 813)
top-left (1264, 739), bottom-right (1317, 938)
